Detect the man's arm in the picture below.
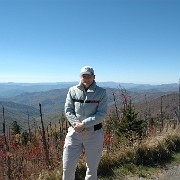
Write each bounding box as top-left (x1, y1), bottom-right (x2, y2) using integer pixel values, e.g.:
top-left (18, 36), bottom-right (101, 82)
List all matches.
top-left (64, 88), bottom-right (79, 125)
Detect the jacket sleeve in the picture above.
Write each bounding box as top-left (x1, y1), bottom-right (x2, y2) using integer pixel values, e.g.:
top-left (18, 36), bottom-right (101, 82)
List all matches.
top-left (64, 87), bottom-right (78, 125)
top-left (82, 89), bottom-right (108, 128)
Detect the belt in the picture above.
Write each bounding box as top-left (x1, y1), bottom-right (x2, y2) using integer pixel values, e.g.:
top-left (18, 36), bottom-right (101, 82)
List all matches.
top-left (94, 123), bottom-right (102, 131)
top-left (69, 122), bottom-right (102, 131)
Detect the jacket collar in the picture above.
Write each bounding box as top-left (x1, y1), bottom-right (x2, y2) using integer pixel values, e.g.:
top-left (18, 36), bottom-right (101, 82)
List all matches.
top-left (77, 81), bottom-right (96, 92)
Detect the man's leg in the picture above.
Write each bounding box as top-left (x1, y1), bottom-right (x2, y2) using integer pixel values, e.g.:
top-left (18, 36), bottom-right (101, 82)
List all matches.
top-left (83, 129), bottom-right (104, 180)
top-left (62, 128), bottom-right (83, 180)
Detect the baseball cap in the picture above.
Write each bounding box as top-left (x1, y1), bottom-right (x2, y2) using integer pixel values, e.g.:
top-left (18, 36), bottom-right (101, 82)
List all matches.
top-left (80, 66), bottom-right (94, 75)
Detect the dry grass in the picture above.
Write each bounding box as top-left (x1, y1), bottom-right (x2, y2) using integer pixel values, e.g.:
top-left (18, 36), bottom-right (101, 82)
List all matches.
top-left (33, 124), bottom-right (180, 180)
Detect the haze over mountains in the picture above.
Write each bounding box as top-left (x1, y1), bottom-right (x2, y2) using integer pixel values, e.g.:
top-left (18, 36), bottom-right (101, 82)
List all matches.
top-left (0, 82), bottom-right (179, 132)
top-left (0, 82), bottom-right (178, 98)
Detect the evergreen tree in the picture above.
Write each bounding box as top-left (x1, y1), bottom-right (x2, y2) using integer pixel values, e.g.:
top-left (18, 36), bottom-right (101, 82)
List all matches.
top-left (21, 130), bottom-right (29, 145)
top-left (11, 121), bottom-right (21, 135)
top-left (116, 100), bottom-right (147, 144)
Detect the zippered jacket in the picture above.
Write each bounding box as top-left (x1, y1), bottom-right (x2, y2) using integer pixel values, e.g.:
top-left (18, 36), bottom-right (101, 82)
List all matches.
top-left (65, 81), bottom-right (108, 132)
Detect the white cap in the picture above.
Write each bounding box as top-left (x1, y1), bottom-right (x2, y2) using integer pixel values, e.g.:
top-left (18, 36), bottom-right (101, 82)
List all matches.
top-left (80, 66), bottom-right (94, 75)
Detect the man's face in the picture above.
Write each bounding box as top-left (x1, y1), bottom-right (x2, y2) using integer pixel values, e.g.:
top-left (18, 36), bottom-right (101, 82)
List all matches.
top-left (80, 74), bottom-right (95, 88)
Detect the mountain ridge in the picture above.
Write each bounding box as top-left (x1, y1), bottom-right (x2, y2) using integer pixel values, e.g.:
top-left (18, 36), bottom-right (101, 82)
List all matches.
top-left (0, 82), bottom-right (178, 98)
top-left (0, 86), bottom-right (179, 133)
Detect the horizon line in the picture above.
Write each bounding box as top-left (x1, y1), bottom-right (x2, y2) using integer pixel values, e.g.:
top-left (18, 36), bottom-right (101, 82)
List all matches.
top-left (0, 81), bottom-right (178, 86)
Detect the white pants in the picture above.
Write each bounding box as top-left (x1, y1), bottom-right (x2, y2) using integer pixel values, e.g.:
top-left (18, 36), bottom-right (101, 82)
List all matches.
top-left (62, 127), bottom-right (104, 180)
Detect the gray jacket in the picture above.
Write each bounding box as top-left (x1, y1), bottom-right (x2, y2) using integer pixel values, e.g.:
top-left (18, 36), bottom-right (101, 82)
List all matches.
top-left (65, 81), bottom-right (107, 132)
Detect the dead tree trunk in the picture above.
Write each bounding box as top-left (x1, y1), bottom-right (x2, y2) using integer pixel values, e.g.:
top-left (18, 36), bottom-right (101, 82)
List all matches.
top-left (39, 103), bottom-right (51, 167)
top-left (2, 105), bottom-right (11, 180)
top-left (27, 110), bottom-right (31, 141)
top-left (112, 91), bottom-right (120, 120)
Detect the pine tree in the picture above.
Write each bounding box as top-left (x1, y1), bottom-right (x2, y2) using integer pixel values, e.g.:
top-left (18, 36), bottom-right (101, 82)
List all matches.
top-left (21, 130), bottom-right (29, 145)
top-left (11, 121), bottom-right (21, 135)
top-left (116, 100), bottom-right (147, 144)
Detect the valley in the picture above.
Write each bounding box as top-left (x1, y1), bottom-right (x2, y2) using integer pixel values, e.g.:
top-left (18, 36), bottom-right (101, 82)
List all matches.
top-left (0, 82), bottom-right (179, 132)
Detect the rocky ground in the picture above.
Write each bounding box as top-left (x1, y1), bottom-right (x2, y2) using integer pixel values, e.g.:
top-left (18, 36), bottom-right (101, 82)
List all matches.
top-left (158, 164), bottom-right (180, 180)
top-left (123, 164), bottom-right (180, 180)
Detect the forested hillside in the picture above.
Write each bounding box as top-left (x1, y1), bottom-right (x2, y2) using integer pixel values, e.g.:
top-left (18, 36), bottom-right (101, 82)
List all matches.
top-left (0, 86), bottom-right (179, 132)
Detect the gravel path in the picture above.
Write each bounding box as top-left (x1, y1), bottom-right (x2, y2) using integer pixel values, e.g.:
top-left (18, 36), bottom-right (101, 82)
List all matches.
top-left (158, 164), bottom-right (180, 180)
top-left (123, 164), bottom-right (180, 180)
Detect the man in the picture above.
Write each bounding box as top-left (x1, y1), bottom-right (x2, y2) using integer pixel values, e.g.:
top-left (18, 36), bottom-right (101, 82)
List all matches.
top-left (62, 66), bottom-right (108, 180)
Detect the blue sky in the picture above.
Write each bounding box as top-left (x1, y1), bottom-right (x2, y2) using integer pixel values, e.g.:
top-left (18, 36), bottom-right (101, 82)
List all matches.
top-left (0, 0), bottom-right (179, 84)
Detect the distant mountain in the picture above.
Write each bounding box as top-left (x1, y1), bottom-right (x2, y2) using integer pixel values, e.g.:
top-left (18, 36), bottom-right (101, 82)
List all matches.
top-left (97, 82), bottom-right (179, 92)
top-left (0, 82), bottom-right (77, 98)
top-left (0, 82), bottom-right (179, 133)
top-left (135, 92), bottom-right (179, 120)
top-left (0, 82), bottom-right (178, 98)
top-left (0, 100), bottom-right (39, 132)
top-left (0, 88), bottom-right (69, 132)
top-left (9, 88), bottom-right (68, 114)
top-left (1, 85), bottom-right (178, 133)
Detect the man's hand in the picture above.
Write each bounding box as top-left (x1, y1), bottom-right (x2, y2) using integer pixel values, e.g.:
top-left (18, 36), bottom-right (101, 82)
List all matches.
top-left (72, 122), bottom-right (85, 133)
